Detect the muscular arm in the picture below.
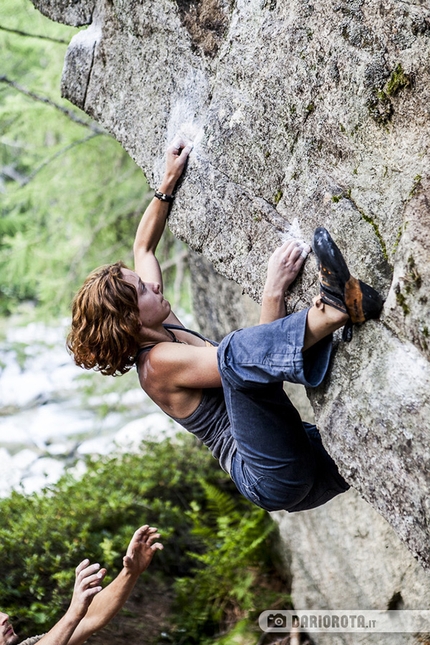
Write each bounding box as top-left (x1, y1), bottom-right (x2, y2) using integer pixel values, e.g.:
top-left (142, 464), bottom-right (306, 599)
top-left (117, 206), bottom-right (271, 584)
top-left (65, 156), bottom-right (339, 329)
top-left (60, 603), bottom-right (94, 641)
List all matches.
top-left (146, 344), bottom-right (222, 391)
top-left (259, 240), bottom-right (310, 324)
top-left (134, 139), bottom-right (193, 288)
top-left (67, 526), bottom-right (162, 645)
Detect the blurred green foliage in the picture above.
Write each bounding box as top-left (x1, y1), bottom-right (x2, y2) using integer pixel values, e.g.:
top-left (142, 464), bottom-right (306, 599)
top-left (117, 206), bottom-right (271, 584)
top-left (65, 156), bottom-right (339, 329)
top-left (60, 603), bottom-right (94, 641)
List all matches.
top-left (0, 0), bottom-right (188, 317)
top-left (0, 436), bottom-right (288, 643)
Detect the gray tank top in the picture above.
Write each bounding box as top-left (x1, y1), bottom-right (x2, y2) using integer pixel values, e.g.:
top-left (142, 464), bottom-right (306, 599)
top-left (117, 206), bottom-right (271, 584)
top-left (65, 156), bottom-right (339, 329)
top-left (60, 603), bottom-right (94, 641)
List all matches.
top-left (136, 325), bottom-right (236, 474)
top-left (169, 386), bottom-right (236, 474)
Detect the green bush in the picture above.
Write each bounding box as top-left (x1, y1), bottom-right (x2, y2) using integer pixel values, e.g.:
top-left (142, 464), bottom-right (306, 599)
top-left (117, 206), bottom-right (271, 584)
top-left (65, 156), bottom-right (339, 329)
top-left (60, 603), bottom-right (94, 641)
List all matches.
top-left (0, 436), bottom-right (290, 643)
top-left (173, 480), bottom-right (286, 643)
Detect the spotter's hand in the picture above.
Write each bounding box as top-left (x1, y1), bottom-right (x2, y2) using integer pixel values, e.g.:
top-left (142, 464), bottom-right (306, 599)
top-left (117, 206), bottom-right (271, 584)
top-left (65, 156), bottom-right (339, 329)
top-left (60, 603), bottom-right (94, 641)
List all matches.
top-left (122, 525), bottom-right (163, 575)
top-left (69, 560), bottom-right (106, 621)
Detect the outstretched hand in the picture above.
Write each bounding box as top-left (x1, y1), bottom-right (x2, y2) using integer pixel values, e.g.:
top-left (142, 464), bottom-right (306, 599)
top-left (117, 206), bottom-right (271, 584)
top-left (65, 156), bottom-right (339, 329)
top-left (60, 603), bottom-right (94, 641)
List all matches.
top-left (69, 560), bottom-right (107, 621)
top-left (123, 525), bottom-right (163, 576)
top-left (264, 239), bottom-right (311, 295)
top-left (164, 137), bottom-right (193, 184)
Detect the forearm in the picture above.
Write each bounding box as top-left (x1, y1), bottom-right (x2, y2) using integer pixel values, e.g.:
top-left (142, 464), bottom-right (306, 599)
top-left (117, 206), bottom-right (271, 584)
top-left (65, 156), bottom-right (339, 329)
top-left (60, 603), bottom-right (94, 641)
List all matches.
top-left (259, 288), bottom-right (286, 324)
top-left (67, 569), bottom-right (138, 645)
top-left (133, 173), bottom-right (176, 257)
top-left (37, 609), bottom-right (83, 645)
top-left (133, 140), bottom-right (192, 280)
top-left (84, 568), bottom-right (137, 624)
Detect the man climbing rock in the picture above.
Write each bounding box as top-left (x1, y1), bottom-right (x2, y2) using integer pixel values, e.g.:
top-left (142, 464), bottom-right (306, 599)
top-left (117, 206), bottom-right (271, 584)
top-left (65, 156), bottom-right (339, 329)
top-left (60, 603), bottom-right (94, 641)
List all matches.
top-left (68, 140), bottom-right (384, 514)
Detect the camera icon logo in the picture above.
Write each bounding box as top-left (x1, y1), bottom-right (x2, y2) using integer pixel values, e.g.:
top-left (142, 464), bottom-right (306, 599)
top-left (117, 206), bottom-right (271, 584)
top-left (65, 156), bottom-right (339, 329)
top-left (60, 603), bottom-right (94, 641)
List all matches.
top-left (267, 613), bottom-right (287, 629)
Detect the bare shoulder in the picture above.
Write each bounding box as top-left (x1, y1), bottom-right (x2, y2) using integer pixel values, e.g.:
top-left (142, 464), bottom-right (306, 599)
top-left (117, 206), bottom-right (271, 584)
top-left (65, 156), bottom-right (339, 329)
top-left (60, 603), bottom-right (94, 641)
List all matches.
top-left (138, 343), bottom-right (221, 392)
top-left (136, 343), bottom-right (193, 389)
top-left (137, 343), bottom-right (220, 418)
top-left (142, 343), bottom-right (218, 375)
top-left (142, 342), bottom-right (192, 369)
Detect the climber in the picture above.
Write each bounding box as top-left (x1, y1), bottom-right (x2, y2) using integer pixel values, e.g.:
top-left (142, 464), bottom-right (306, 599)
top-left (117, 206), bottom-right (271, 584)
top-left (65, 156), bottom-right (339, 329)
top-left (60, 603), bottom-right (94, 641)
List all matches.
top-left (67, 139), bottom-right (384, 513)
top-left (1, 525), bottom-right (162, 645)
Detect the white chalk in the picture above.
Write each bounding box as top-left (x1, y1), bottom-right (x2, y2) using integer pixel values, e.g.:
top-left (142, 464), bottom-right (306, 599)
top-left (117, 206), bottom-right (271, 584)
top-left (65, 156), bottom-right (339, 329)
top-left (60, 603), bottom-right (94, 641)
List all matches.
top-left (280, 218), bottom-right (305, 244)
top-left (172, 135), bottom-right (194, 151)
top-left (299, 242), bottom-right (311, 258)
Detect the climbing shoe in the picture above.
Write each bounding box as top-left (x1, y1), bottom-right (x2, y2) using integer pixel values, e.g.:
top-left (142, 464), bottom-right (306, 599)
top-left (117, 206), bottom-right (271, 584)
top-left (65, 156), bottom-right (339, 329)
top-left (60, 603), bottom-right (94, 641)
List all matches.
top-left (313, 227), bottom-right (384, 341)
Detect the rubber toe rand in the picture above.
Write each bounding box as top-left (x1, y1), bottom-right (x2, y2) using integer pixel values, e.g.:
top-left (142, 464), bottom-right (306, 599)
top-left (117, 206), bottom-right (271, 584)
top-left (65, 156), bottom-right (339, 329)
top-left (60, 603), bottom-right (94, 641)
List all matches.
top-left (313, 227), bottom-right (383, 324)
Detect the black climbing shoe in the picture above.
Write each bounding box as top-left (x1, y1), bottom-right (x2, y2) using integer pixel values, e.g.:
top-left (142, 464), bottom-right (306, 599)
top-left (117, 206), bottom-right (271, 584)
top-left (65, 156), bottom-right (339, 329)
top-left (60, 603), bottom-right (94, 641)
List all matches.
top-left (313, 227), bottom-right (384, 340)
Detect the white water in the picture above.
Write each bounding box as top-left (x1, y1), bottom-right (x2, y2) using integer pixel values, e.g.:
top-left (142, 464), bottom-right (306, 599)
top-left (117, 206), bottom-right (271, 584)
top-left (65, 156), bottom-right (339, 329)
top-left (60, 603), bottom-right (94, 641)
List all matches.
top-left (0, 317), bottom-right (182, 497)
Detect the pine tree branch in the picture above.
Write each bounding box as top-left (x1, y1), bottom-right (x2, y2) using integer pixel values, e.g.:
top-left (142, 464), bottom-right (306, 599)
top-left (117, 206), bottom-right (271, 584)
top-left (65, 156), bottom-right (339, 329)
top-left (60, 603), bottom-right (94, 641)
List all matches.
top-left (21, 133), bottom-right (102, 186)
top-left (0, 75), bottom-right (105, 134)
top-left (0, 24), bottom-right (69, 44)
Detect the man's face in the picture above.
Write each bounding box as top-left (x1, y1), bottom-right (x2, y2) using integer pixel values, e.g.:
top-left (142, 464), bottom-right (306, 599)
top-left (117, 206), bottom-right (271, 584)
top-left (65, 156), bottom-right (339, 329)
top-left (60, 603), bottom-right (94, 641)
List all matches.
top-left (0, 613), bottom-right (19, 645)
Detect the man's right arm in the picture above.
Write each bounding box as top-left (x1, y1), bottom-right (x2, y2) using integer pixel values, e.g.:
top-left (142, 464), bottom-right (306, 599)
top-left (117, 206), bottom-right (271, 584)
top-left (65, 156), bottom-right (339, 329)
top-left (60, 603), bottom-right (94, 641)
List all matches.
top-left (32, 561), bottom-right (104, 645)
top-left (133, 138), bottom-right (192, 288)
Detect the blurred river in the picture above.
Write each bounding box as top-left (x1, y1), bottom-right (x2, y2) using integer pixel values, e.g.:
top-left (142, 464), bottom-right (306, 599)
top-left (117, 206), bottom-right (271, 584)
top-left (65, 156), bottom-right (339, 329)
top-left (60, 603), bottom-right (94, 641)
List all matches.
top-left (0, 316), bottom-right (182, 497)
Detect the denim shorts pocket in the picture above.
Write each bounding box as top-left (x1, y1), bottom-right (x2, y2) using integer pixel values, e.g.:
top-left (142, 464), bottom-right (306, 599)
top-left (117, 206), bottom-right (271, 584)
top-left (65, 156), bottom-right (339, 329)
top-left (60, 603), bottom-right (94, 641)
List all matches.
top-left (242, 477), bottom-right (288, 512)
top-left (231, 457), bottom-right (270, 509)
top-left (242, 476), bottom-right (266, 505)
top-left (244, 474), bottom-right (312, 513)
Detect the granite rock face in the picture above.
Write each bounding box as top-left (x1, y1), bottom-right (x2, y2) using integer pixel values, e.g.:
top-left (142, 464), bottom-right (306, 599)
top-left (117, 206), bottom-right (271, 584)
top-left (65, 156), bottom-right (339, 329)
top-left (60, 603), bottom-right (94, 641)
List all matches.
top-left (274, 489), bottom-right (430, 645)
top-left (30, 0), bottom-right (430, 569)
top-left (187, 264), bottom-right (430, 642)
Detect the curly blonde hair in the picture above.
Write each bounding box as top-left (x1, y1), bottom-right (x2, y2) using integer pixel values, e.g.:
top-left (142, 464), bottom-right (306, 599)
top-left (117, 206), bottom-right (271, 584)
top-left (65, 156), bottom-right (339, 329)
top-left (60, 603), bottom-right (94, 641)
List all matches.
top-left (67, 262), bottom-right (142, 376)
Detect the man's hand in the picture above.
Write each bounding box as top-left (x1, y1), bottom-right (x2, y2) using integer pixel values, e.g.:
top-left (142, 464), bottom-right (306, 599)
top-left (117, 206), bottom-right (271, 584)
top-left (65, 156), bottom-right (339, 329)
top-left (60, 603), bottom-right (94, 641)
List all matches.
top-left (32, 562), bottom-right (106, 645)
top-left (122, 525), bottom-right (163, 576)
top-left (264, 239), bottom-right (311, 297)
top-left (163, 137), bottom-right (193, 188)
top-left (68, 560), bottom-right (107, 621)
top-left (259, 239), bottom-right (311, 324)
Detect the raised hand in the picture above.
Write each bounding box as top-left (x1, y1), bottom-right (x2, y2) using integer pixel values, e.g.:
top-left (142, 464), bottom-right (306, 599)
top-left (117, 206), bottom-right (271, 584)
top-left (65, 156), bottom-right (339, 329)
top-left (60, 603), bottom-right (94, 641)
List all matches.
top-left (69, 560), bottom-right (107, 621)
top-left (259, 239), bottom-right (311, 324)
top-left (122, 525), bottom-right (163, 576)
top-left (164, 137), bottom-right (194, 185)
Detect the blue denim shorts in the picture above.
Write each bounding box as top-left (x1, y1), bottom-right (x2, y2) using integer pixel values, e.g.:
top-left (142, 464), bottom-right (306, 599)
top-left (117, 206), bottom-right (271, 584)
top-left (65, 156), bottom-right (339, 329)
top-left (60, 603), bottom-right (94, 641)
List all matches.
top-left (217, 309), bottom-right (349, 512)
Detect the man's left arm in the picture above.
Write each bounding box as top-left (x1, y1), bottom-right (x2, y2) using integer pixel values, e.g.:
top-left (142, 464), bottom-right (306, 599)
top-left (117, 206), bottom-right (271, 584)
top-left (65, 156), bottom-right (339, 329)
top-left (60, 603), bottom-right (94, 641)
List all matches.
top-left (259, 240), bottom-right (310, 324)
top-left (67, 525), bottom-right (162, 645)
top-left (30, 561), bottom-right (104, 645)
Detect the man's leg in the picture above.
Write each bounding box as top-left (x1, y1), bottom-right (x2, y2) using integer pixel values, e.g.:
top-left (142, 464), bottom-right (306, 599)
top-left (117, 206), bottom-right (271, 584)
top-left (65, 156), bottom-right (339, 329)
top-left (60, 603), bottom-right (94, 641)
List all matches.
top-left (218, 304), bottom-right (343, 390)
top-left (303, 296), bottom-right (349, 351)
top-left (217, 306), bottom-right (341, 511)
